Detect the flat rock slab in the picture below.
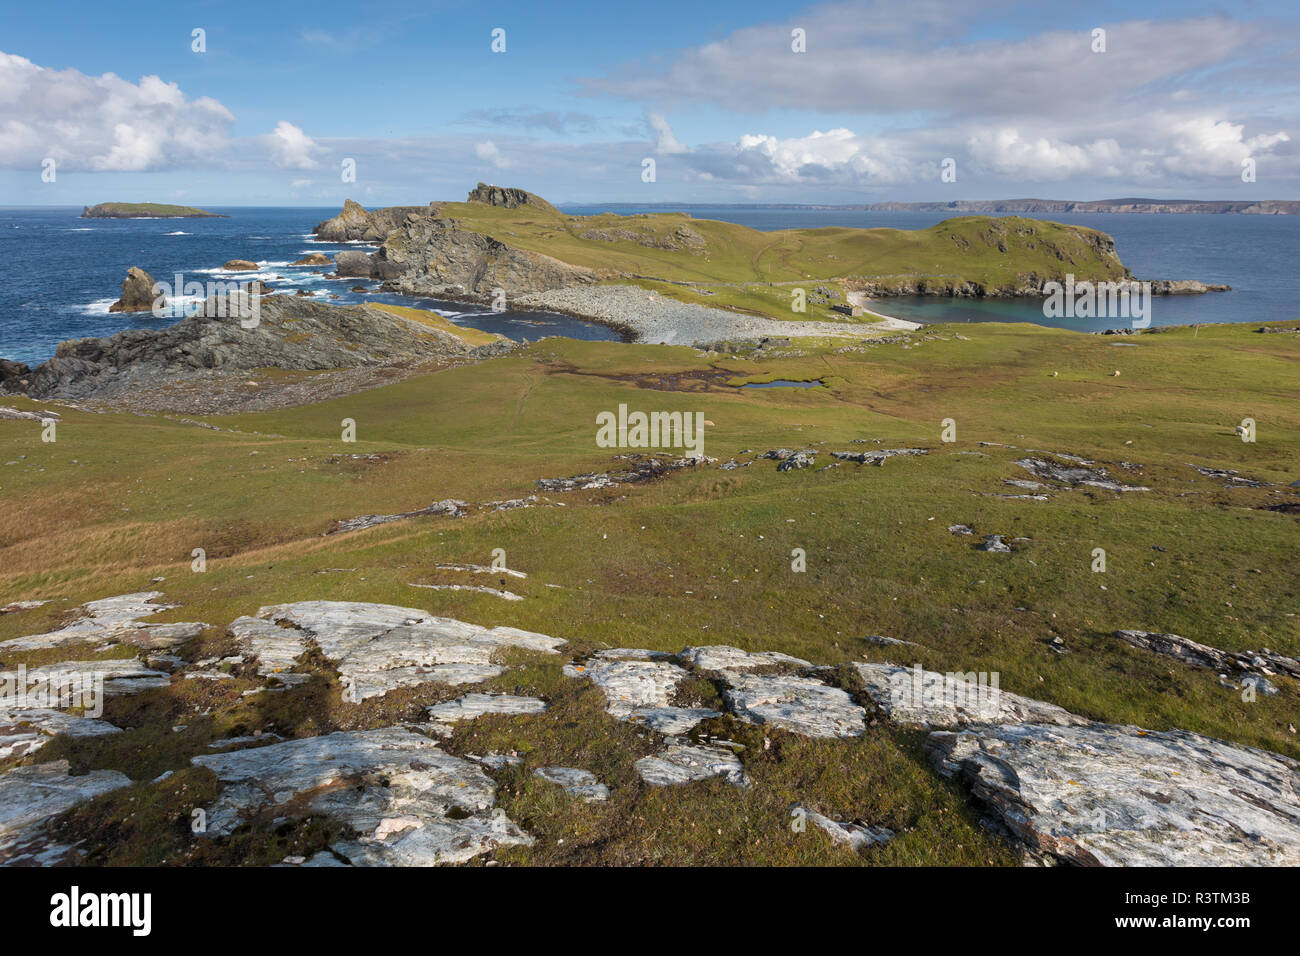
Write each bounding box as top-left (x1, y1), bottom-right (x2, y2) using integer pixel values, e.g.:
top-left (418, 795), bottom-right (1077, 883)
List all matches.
top-left (534, 767), bottom-right (610, 802)
top-left (0, 591), bottom-right (206, 652)
top-left (563, 657), bottom-right (719, 733)
top-left (0, 760), bottom-right (131, 864)
top-left (678, 645), bottom-right (810, 672)
top-left (1, 660), bottom-right (172, 698)
top-left (928, 722), bottom-right (1300, 866)
top-left (0, 708), bottom-right (121, 760)
top-left (1015, 456), bottom-right (1148, 493)
top-left (635, 743), bottom-right (749, 787)
top-left (853, 663), bottom-right (1089, 729)
top-left (426, 693), bottom-right (546, 723)
top-left (723, 672), bottom-right (865, 738)
top-left (192, 727), bottom-right (531, 865)
top-left (245, 602), bottom-right (565, 701)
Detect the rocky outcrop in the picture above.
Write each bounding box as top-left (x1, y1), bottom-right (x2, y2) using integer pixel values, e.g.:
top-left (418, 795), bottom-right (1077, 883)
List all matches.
top-left (292, 252), bottom-right (332, 265)
top-left (1148, 279), bottom-right (1232, 294)
top-left (928, 723), bottom-right (1300, 866)
top-left (466, 182), bottom-right (558, 213)
top-left (221, 259), bottom-right (258, 271)
top-left (5, 297), bottom-right (499, 401)
top-left (231, 601), bottom-right (565, 703)
top-left (312, 199), bottom-right (439, 242)
top-left (192, 728), bottom-right (532, 865)
top-left (376, 215), bottom-right (600, 296)
top-left (108, 266), bottom-right (160, 314)
top-left (0, 761), bottom-right (132, 864)
top-left (0, 591), bottom-right (204, 652)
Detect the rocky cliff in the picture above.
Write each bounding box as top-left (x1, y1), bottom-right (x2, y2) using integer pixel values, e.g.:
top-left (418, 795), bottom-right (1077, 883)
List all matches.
top-left (2, 296), bottom-right (507, 401)
top-left (312, 200), bottom-right (441, 242)
top-left (343, 215), bottom-right (601, 297)
top-left (466, 182), bottom-right (558, 212)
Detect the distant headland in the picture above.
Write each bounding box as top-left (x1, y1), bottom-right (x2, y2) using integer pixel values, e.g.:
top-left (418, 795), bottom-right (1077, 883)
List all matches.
top-left (81, 202), bottom-right (227, 219)
top-left (572, 198), bottom-right (1299, 215)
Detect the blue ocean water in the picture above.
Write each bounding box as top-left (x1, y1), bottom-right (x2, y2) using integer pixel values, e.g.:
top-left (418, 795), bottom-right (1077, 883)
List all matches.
top-left (0, 207), bottom-right (622, 365)
top-left (568, 205), bottom-right (1299, 332)
top-left (1, 205), bottom-right (1295, 363)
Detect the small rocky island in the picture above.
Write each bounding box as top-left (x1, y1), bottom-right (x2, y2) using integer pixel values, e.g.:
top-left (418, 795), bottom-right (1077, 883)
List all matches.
top-left (81, 202), bottom-right (227, 219)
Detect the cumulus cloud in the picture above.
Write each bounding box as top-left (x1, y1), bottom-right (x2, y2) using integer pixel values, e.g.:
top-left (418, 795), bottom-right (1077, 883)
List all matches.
top-left (648, 112), bottom-right (687, 154)
top-left (474, 140), bottom-right (511, 169)
top-left (266, 120), bottom-right (321, 169)
top-left (0, 52), bottom-right (234, 171)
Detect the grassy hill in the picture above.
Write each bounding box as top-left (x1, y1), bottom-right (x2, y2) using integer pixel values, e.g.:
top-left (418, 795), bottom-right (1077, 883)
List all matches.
top-left (424, 200), bottom-right (1131, 319)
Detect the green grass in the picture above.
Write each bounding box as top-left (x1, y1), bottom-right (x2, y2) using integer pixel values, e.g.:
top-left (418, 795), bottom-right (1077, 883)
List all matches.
top-left (2, 319), bottom-right (1297, 865)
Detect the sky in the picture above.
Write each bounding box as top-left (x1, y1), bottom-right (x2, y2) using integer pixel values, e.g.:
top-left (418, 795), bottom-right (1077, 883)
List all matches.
top-left (1, 0), bottom-right (1296, 206)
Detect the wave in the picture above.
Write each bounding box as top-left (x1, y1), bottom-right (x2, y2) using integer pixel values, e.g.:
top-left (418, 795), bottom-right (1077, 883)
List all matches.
top-left (165, 230), bottom-right (189, 236)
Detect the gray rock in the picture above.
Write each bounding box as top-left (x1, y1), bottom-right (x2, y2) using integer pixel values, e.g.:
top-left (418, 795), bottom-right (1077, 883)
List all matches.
top-left (793, 804), bottom-right (894, 851)
top-left (831, 448), bottom-right (929, 465)
top-left (1016, 456), bottom-right (1148, 492)
top-left (534, 767), bottom-right (609, 802)
top-left (852, 663), bottom-right (1088, 729)
top-left (563, 657), bottom-right (719, 733)
top-left (0, 761), bottom-right (131, 864)
top-left (677, 645), bottom-right (810, 672)
top-left (635, 743), bottom-right (749, 787)
top-left (978, 534), bottom-right (1012, 553)
top-left (0, 708), bottom-right (121, 760)
top-left (947, 524), bottom-right (974, 535)
top-left (928, 722), bottom-right (1300, 866)
top-left (0, 591), bottom-right (205, 652)
top-left (192, 727), bottom-right (532, 865)
top-left (248, 601), bottom-right (565, 702)
top-left (332, 498), bottom-right (468, 534)
top-left (777, 451), bottom-right (815, 471)
top-left (426, 693), bottom-right (547, 723)
top-left (1113, 629), bottom-right (1237, 670)
top-left (722, 672), bottom-right (865, 738)
top-left (108, 266), bottom-right (160, 314)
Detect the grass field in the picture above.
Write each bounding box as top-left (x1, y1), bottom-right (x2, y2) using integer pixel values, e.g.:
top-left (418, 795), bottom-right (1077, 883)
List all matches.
top-left (2, 318), bottom-right (1297, 865)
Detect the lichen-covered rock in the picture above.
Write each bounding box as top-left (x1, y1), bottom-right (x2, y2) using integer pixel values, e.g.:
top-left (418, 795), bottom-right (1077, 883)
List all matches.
top-left (426, 693), bottom-right (546, 723)
top-left (722, 672), bottom-right (865, 738)
top-left (0, 761), bottom-right (131, 864)
top-left (852, 663), bottom-right (1088, 729)
top-left (0, 708), bottom-right (121, 760)
top-left (250, 601), bottom-right (564, 701)
top-left (793, 804), bottom-right (895, 851)
top-left (678, 645), bottom-right (810, 672)
top-left (534, 767), bottom-right (609, 802)
top-left (0, 592), bottom-right (204, 652)
top-left (192, 727), bottom-right (531, 865)
top-left (635, 743), bottom-right (749, 787)
top-left (563, 657), bottom-right (718, 733)
top-left (1015, 456), bottom-right (1148, 492)
top-left (928, 722), bottom-right (1300, 866)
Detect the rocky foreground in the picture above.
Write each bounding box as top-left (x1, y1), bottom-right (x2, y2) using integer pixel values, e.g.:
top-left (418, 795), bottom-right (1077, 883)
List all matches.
top-left (2, 589), bottom-right (1298, 867)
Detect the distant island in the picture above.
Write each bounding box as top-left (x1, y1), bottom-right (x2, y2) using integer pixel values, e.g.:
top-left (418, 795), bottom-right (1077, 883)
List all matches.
top-left (81, 202), bottom-right (227, 219)
top-left (569, 198), bottom-right (1299, 215)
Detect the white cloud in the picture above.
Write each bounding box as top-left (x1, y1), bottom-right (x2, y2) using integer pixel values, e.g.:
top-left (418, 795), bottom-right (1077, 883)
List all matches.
top-left (267, 120), bottom-right (321, 169)
top-left (0, 52), bottom-right (234, 171)
top-left (474, 140), bottom-right (511, 168)
top-left (648, 112), bottom-right (687, 154)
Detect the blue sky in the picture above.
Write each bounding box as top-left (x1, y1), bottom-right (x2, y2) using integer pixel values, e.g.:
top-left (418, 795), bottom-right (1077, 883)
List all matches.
top-left (1, 0), bottom-right (1296, 205)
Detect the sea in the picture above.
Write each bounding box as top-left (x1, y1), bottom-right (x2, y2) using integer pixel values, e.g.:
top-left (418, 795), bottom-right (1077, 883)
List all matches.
top-left (1, 205), bottom-right (1295, 364)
